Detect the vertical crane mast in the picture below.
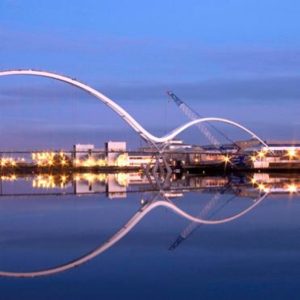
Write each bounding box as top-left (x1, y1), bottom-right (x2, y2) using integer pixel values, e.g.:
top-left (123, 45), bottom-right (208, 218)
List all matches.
top-left (167, 91), bottom-right (239, 150)
top-left (167, 91), bottom-right (221, 148)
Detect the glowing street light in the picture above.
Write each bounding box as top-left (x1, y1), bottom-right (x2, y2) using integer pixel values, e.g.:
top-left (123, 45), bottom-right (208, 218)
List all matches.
top-left (222, 155), bottom-right (231, 164)
top-left (257, 151), bottom-right (265, 159)
top-left (287, 148), bottom-right (297, 159)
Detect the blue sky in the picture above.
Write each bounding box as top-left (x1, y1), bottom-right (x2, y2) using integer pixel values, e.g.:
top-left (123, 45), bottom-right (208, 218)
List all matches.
top-left (0, 0), bottom-right (300, 149)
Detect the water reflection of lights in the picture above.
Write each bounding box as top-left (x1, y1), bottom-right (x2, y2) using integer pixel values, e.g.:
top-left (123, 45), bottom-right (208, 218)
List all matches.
top-left (251, 178), bottom-right (272, 194)
top-left (250, 174), bottom-right (300, 194)
top-left (0, 174), bottom-right (17, 181)
top-left (28, 173), bottom-right (140, 191)
top-left (287, 183), bottom-right (297, 194)
top-left (115, 173), bottom-right (129, 186)
top-left (33, 175), bottom-right (56, 189)
top-left (79, 173), bottom-right (107, 183)
top-left (30, 173), bottom-right (109, 189)
top-left (1, 172), bottom-right (300, 196)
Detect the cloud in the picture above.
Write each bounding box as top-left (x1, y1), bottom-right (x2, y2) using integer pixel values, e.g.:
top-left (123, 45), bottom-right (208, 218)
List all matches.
top-left (1, 27), bottom-right (300, 103)
top-left (1, 28), bottom-right (300, 78)
top-left (0, 28), bottom-right (152, 54)
top-left (201, 47), bottom-right (300, 74)
top-left (164, 76), bottom-right (300, 102)
top-left (1, 75), bottom-right (300, 105)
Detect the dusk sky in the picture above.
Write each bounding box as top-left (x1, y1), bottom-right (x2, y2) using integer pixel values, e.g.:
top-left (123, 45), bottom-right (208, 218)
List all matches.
top-left (1, 0), bottom-right (300, 149)
top-left (2, 4), bottom-right (300, 300)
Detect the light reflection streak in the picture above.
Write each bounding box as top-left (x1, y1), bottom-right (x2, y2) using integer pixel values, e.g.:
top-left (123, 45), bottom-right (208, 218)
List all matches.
top-left (0, 172), bottom-right (299, 197)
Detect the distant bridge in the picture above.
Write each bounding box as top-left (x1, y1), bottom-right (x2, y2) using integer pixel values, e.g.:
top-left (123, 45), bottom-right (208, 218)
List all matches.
top-left (0, 69), bottom-right (268, 148)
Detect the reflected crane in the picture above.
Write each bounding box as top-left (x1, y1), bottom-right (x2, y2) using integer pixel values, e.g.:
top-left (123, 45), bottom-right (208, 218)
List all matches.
top-left (169, 185), bottom-right (234, 250)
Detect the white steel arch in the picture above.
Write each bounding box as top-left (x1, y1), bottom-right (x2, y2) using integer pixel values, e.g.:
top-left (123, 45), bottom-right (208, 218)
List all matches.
top-left (0, 69), bottom-right (268, 148)
top-left (0, 69), bottom-right (159, 143)
top-left (162, 117), bottom-right (269, 148)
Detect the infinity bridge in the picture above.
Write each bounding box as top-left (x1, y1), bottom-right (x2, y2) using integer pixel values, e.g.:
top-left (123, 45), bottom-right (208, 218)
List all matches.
top-left (0, 69), bottom-right (275, 278)
top-left (0, 69), bottom-right (268, 149)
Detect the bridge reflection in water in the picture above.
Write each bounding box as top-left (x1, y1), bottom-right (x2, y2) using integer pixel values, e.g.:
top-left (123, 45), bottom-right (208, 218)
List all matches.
top-left (0, 171), bottom-right (299, 278)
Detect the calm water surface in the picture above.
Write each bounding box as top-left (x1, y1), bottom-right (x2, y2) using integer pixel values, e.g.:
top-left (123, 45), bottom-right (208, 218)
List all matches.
top-left (0, 174), bottom-right (300, 299)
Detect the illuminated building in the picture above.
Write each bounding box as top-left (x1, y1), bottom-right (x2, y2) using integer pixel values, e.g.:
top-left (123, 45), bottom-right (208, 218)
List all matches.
top-left (246, 141), bottom-right (300, 169)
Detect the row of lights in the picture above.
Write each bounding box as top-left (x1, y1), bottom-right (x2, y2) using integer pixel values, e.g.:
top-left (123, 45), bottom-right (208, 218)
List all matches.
top-left (32, 152), bottom-right (108, 168)
top-left (0, 157), bottom-right (26, 167)
top-left (32, 151), bottom-right (70, 167)
top-left (0, 152), bottom-right (135, 168)
top-left (74, 158), bottom-right (107, 167)
top-left (252, 148), bottom-right (299, 162)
